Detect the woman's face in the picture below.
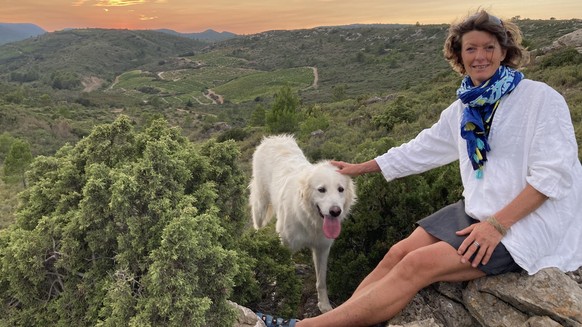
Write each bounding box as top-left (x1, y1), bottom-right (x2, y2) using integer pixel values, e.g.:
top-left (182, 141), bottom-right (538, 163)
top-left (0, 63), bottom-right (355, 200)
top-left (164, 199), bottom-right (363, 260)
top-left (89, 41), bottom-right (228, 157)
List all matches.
top-left (461, 30), bottom-right (507, 85)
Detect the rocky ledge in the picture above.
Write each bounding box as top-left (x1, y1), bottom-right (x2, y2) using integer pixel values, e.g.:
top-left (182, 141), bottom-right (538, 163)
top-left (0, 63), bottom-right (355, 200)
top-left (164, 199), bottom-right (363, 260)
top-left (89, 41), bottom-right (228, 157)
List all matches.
top-left (233, 267), bottom-right (582, 327)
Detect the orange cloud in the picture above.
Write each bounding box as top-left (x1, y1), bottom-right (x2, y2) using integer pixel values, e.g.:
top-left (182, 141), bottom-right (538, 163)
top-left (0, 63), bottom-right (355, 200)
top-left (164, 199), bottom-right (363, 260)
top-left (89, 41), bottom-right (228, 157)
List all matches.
top-left (94, 0), bottom-right (146, 6)
top-left (140, 14), bottom-right (158, 21)
top-left (72, 0), bottom-right (91, 6)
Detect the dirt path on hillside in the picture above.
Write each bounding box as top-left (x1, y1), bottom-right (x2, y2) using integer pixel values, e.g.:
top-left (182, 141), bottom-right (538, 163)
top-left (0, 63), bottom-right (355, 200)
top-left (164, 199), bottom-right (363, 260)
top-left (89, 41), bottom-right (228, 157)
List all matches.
top-left (311, 66), bottom-right (319, 89)
top-left (303, 66), bottom-right (319, 90)
top-left (204, 89), bottom-right (224, 104)
top-left (109, 74), bottom-right (122, 90)
top-left (191, 96), bottom-right (208, 105)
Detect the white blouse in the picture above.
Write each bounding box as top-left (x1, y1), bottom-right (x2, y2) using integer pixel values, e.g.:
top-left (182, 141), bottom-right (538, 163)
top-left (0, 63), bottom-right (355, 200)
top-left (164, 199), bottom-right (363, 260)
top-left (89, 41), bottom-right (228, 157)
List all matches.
top-left (375, 79), bottom-right (582, 274)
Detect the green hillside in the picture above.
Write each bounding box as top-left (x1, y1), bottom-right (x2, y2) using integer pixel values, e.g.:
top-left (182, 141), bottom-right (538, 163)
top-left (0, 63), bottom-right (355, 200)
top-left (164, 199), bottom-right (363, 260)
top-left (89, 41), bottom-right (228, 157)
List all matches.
top-left (0, 28), bottom-right (206, 80)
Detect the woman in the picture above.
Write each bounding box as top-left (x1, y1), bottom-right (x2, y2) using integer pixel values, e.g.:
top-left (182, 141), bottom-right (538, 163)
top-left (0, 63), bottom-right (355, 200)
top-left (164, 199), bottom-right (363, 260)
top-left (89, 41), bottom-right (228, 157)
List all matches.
top-left (257, 9), bottom-right (582, 327)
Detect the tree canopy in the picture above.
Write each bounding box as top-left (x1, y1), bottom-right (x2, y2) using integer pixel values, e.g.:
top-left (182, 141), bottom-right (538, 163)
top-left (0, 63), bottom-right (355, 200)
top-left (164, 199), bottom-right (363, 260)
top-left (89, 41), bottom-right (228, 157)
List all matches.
top-left (266, 85), bottom-right (300, 133)
top-left (2, 138), bottom-right (32, 187)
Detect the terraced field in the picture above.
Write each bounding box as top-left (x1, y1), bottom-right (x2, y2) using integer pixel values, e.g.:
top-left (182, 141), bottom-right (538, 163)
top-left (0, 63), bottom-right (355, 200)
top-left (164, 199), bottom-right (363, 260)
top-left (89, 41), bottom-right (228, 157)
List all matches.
top-left (110, 52), bottom-right (315, 106)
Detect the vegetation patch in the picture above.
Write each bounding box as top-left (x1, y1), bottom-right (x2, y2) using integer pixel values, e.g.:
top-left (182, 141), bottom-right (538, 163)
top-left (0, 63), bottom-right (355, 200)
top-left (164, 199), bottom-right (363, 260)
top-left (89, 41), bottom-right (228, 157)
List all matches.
top-left (215, 67), bottom-right (313, 103)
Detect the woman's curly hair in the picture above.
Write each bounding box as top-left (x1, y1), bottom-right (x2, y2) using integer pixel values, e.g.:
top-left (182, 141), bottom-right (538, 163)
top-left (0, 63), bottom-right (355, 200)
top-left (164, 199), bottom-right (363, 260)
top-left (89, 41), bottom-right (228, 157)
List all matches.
top-left (443, 10), bottom-right (530, 74)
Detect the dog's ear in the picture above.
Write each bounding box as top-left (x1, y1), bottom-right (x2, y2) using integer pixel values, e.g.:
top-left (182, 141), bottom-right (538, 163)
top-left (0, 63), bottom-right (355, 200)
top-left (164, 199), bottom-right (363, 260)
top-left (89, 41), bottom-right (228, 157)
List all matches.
top-left (343, 176), bottom-right (357, 213)
top-left (299, 173), bottom-right (313, 208)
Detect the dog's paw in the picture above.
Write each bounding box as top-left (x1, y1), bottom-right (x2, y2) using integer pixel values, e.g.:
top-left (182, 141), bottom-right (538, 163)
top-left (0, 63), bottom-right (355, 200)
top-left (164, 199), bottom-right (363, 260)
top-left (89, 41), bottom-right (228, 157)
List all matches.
top-left (318, 301), bottom-right (333, 313)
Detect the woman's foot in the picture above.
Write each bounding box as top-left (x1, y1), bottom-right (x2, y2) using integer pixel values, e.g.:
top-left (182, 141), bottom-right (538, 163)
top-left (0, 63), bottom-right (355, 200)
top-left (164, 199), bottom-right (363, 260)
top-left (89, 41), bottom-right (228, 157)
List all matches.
top-left (256, 312), bottom-right (298, 327)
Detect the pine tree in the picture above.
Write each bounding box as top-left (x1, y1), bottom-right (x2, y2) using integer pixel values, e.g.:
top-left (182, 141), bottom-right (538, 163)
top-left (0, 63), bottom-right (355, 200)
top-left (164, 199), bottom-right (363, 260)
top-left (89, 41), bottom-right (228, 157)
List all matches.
top-left (266, 86), bottom-right (300, 133)
top-left (2, 139), bottom-right (32, 186)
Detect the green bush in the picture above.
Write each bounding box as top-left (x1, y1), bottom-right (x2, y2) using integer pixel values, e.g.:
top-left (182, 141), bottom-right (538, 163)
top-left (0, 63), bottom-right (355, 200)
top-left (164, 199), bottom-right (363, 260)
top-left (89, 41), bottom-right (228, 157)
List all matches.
top-left (539, 47), bottom-right (582, 68)
top-left (2, 139), bottom-right (32, 186)
top-left (266, 86), bottom-right (300, 133)
top-left (328, 162), bottom-right (462, 301)
top-left (0, 116), bottom-right (255, 326)
top-left (50, 71), bottom-right (81, 90)
top-left (232, 227), bottom-right (302, 317)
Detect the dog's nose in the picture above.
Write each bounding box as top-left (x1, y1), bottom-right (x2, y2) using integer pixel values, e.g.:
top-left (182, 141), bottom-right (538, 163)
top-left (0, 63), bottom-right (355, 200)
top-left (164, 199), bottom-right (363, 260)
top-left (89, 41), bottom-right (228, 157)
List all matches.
top-left (330, 206), bottom-right (342, 217)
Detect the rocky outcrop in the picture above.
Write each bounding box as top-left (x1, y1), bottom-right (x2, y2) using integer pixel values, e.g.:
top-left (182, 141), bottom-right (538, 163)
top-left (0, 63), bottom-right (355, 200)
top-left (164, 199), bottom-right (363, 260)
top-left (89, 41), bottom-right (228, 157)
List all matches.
top-left (388, 267), bottom-right (582, 327)
top-left (532, 28), bottom-right (582, 57)
top-left (230, 301), bottom-right (266, 327)
top-left (233, 267), bottom-right (582, 327)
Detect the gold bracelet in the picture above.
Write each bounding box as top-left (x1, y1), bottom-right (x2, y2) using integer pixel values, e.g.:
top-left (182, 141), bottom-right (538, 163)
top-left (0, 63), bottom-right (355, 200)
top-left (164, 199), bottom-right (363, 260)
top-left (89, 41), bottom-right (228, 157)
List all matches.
top-left (486, 215), bottom-right (508, 236)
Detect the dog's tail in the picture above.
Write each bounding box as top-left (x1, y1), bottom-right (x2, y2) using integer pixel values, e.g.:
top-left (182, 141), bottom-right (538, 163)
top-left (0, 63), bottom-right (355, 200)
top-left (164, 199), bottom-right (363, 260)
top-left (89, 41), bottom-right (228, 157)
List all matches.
top-left (249, 180), bottom-right (274, 229)
top-left (253, 204), bottom-right (274, 229)
top-left (251, 201), bottom-right (274, 229)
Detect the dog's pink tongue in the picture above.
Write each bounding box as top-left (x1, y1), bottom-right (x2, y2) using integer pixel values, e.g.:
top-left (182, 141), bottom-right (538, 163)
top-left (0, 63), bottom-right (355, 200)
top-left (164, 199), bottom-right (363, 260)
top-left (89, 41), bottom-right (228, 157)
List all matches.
top-left (323, 216), bottom-right (341, 239)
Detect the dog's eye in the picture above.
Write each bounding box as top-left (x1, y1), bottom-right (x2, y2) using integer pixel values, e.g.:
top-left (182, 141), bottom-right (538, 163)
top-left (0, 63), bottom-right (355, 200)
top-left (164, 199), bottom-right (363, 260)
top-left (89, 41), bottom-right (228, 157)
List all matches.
top-left (318, 187), bottom-right (326, 193)
top-left (338, 187), bottom-right (344, 193)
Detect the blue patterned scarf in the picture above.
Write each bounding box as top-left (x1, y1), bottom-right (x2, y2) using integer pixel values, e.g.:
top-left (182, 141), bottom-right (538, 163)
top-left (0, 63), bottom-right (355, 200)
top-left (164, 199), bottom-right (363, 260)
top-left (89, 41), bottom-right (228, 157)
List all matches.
top-left (457, 65), bottom-right (523, 179)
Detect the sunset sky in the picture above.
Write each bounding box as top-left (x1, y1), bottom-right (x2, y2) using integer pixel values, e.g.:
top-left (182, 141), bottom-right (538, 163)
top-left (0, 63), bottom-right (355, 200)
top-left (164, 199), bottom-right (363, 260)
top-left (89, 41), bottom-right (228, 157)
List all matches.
top-left (1, 0), bottom-right (581, 34)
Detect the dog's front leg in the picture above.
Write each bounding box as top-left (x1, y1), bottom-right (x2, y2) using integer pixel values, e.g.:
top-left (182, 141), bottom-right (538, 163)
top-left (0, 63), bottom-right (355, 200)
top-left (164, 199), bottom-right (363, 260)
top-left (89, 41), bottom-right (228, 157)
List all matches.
top-left (312, 245), bottom-right (332, 313)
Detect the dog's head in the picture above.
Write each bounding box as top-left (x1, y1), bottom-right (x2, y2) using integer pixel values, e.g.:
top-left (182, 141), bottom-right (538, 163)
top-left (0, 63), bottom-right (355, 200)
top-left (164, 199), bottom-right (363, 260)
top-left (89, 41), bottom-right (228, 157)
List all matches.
top-left (300, 161), bottom-right (357, 239)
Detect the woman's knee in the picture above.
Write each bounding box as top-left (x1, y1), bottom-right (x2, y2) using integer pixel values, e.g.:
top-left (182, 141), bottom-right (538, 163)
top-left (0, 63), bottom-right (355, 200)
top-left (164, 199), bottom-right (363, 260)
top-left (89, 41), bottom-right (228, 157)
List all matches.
top-left (383, 230), bottom-right (435, 264)
top-left (386, 241), bottom-right (408, 260)
top-left (378, 240), bottom-right (412, 271)
top-left (392, 249), bottom-right (440, 285)
top-left (379, 228), bottom-right (441, 278)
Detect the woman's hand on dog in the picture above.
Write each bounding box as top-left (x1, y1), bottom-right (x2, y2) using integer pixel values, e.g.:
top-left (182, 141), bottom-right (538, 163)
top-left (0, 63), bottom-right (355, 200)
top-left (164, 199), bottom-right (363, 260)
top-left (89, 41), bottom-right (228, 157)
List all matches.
top-left (331, 159), bottom-right (381, 177)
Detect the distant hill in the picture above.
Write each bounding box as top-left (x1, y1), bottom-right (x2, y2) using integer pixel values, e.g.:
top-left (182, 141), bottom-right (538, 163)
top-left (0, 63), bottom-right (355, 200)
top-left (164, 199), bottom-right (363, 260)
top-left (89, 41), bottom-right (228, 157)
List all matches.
top-left (0, 28), bottom-right (207, 82)
top-left (317, 23), bottom-right (411, 30)
top-left (0, 23), bottom-right (46, 45)
top-left (157, 28), bottom-right (237, 41)
top-left (0, 19), bottom-right (580, 104)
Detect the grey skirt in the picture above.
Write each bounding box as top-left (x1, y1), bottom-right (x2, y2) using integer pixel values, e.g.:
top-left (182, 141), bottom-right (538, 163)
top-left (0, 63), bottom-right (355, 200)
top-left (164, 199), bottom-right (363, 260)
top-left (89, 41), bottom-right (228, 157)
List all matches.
top-left (417, 200), bottom-right (522, 275)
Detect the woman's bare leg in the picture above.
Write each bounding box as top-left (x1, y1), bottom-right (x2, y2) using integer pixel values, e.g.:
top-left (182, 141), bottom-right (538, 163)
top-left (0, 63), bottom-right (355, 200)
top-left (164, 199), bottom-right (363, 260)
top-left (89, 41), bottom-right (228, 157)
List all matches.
top-left (296, 238), bottom-right (485, 327)
top-left (350, 227), bottom-right (439, 298)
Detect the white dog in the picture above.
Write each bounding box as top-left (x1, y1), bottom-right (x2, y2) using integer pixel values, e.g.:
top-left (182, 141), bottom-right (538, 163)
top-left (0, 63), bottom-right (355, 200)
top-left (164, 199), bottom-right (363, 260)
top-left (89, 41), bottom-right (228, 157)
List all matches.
top-left (249, 134), bottom-right (356, 313)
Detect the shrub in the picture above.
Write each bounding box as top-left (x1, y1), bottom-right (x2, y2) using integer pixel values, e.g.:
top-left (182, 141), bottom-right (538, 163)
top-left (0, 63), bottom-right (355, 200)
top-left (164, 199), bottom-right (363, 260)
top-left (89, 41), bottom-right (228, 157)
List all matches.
top-left (0, 116), bottom-right (255, 326)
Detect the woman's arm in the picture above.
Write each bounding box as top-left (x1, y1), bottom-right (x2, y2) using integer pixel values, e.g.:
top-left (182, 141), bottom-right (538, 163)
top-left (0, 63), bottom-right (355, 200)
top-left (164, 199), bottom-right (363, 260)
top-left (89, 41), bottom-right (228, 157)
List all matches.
top-left (493, 183), bottom-right (548, 230)
top-left (330, 159), bottom-right (381, 177)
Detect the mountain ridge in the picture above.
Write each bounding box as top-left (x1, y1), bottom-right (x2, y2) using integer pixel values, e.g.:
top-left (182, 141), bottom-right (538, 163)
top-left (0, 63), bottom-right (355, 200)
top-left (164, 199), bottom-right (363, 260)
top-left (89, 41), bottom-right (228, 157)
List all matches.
top-left (0, 23), bottom-right (46, 45)
top-left (0, 22), bottom-right (237, 44)
top-left (156, 28), bottom-right (238, 41)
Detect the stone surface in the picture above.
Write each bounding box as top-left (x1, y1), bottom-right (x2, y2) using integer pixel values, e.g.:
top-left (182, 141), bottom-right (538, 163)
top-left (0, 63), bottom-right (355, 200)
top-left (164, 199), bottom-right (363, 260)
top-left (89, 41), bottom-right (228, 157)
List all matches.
top-left (388, 318), bottom-right (441, 327)
top-left (234, 267), bottom-right (582, 327)
top-left (230, 301), bottom-right (266, 327)
top-left (533, 28), bottom-right (582, 58)
top-left (523, 316), bottom-right (563, 327)
top-left (464, 280), bottom-right (529, 327)
top-left (474, 268), bottom-right (582, 326)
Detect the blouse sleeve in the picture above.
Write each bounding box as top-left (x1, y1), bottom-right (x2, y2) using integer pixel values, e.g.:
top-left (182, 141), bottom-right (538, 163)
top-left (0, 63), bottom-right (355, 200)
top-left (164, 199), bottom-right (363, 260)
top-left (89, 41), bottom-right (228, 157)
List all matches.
top-left (526, 86), bottom-right (579, 200)
top-left (375, 103), bottom-right (461, 182)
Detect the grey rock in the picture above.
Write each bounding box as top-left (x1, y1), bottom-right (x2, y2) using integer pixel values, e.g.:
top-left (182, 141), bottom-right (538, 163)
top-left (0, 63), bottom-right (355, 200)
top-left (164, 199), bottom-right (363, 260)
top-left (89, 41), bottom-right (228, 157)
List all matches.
top-left (522, 316), bottom-right (563, 327)
top-left (464, 279), bottom-right (529, 327)
top-left (229, 301), bottom-right (266, 327)
top-left (233, 267), bottom-right (582, 327)
top-left (475, 268), bottom-right (582, 326)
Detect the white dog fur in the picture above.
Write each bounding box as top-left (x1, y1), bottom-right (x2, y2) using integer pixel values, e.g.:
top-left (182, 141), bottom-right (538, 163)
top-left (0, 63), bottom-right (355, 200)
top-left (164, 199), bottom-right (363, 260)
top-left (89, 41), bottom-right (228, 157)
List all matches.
top-left (249, 134), bottom-right (356, 313)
